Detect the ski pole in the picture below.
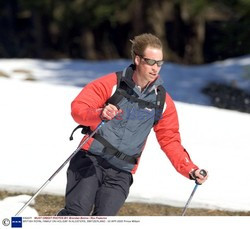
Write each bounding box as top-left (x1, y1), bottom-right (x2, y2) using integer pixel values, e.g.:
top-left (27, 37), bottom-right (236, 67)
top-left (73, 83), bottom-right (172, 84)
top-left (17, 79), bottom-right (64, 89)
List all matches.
top-left (181, 169), bottom-right (207, 216)
top-left (15, 121), bottom-right (105, 216)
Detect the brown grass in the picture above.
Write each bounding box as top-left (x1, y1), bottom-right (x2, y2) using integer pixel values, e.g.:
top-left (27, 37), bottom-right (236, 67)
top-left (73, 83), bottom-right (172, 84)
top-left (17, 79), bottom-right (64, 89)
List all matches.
top-left (0, 70), bottom-right (10, 78)
top-left (1, 190), bottom-right (249, 216)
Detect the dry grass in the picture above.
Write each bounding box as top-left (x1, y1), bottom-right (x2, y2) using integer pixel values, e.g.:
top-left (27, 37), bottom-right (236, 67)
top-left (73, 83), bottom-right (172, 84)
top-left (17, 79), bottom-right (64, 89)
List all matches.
top-left (1, 190), bottom-right (249, 216)
top-left (0, 68), bottom-right (36, 80)
top-left (0, 70), bottom-right (10, 78)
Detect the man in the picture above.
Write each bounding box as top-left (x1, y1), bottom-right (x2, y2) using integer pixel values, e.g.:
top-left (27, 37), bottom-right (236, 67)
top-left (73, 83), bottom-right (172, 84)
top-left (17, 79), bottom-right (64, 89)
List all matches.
top-left (58, 33), bottom-right (208, 216)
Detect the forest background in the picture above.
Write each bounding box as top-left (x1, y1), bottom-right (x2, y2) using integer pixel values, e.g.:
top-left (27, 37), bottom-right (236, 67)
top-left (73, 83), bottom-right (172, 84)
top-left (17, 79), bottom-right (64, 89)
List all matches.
top-left (1, 0), bottom-right (250, 65)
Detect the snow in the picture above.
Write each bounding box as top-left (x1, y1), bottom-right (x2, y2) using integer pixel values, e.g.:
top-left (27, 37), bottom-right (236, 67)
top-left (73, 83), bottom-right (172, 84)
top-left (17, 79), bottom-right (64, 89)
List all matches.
top-left (0, 57), bottom-right (250, 217)
top-left (0, 195), bottom-right (38, 216)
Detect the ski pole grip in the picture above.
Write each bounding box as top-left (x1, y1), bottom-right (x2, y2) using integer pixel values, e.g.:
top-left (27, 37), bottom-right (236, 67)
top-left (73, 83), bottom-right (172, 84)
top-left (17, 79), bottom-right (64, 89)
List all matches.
top-left (195, 169), bottom-right (207, 185)
top-left (199, 169), bottom-right (207, 177)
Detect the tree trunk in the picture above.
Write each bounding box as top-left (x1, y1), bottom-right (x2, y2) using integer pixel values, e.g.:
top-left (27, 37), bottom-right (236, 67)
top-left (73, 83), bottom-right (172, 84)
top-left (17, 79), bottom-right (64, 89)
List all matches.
top-left (80, 28), bottom-right (97, 60)
top-left (32, 9), bottom-right (44, 58)
top-left (130, 0), bottom-right (180, 62)
top-left (184, 17), bottom-right (205, 64)
top-left (1, 0), bottom-right (18, 57)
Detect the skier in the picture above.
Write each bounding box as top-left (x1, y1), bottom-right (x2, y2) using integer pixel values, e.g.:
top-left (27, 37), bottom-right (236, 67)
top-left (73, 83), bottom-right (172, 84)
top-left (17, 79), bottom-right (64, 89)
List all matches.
top-left (57, 33), bottom-right (208, 216)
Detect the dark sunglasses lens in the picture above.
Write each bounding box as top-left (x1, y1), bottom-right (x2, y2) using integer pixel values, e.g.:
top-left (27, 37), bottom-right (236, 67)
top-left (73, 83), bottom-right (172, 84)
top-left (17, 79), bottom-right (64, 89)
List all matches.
top-left (144, 58), bottom-right (164, 67)
top-left (145, 59), bottom-right (156, 66)
top-left (157, 61), bottom-right (164, 66)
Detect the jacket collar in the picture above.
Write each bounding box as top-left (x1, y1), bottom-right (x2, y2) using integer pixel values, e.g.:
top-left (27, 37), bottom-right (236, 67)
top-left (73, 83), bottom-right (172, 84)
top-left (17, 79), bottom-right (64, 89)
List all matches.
top-left (122, 64), bottom-right (163, 95)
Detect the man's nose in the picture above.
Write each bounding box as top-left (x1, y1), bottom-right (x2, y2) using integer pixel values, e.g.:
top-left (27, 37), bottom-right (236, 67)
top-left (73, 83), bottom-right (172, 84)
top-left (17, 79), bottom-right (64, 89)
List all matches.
top-left (152, 63), bottom-right (159, 71)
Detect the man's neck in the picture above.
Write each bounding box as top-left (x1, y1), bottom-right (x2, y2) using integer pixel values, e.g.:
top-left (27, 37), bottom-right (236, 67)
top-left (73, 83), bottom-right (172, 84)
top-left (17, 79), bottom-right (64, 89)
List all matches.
top-left (132, 72), bottom-right (150, 91)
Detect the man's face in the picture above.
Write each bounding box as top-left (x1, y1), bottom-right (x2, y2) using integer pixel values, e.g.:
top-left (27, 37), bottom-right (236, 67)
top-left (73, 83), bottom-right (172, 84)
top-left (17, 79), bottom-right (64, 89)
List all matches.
top-left (135, 46), bottom-right (163, 83)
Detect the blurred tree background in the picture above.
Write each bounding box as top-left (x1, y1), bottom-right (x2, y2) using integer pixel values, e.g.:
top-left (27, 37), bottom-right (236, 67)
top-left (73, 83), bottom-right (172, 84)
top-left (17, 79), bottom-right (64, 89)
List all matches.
top-left (0, 0), bottom-right (249, 64)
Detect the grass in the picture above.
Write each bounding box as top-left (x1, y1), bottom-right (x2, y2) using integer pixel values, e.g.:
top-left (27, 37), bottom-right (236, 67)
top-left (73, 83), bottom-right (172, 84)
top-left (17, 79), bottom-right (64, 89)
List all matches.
top-left (1, 190), bottom-right (250, 216)
top-left (0, 70), bottom-right (10, 78)
top-left (0, 69), bottom-right (36, 80)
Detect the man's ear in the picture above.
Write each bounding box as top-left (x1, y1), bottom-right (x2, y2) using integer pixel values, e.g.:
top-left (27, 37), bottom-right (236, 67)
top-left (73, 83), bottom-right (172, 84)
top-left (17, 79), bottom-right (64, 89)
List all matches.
top-left (134, 55), bottom-right (140, 66)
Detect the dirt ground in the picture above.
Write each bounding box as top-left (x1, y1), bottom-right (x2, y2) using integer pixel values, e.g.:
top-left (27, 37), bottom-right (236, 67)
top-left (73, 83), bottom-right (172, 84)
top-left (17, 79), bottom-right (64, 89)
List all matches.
top-left (1, 191), bottom-right (249, 216)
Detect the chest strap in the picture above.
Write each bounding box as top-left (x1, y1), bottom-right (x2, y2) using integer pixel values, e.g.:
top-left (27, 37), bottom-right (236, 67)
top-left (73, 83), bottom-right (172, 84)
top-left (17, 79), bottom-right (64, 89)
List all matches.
top-left (69, 125), bottom-right (138, 164)
top-left (93, 133), bottom-right (138, 164)
top-left (116, 88), bottom-right (160, 109)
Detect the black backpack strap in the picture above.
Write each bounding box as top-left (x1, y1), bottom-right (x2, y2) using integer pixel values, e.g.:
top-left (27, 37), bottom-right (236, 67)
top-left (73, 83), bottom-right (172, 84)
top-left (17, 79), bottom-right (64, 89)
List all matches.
top-left (154, 85), bottom-right (166, 125)
top-left (69, 125), bottom-right (91, 141)
top-left (106, 71), bottom-right (123, 107)
top-left (69, 125), bottom-right (139, 164)
top-left (93, 133), bottom-right (138, 164)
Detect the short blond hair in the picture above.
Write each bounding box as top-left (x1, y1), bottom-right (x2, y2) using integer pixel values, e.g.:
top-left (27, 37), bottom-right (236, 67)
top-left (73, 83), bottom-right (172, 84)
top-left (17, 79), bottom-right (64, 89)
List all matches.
top-left (130, 33), bottom-right (162, 63)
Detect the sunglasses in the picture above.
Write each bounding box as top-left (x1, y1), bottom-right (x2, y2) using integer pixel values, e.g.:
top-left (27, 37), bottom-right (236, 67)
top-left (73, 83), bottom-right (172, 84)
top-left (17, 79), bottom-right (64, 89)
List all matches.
top-left (135, 53), bottom-right (164, 67)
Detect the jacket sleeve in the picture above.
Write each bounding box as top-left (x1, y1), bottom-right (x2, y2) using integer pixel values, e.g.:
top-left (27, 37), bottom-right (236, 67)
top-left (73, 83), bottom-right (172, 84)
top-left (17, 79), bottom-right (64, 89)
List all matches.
top-left (71, 73), bottom-right (117, 127)
top-left (153, 93), bottom-right (198, 179)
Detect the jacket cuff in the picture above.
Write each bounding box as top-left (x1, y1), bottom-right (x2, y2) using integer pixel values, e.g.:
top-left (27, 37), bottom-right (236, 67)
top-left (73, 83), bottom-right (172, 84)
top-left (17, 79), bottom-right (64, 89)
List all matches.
top-left (189, 168), bottom-right (198, 180)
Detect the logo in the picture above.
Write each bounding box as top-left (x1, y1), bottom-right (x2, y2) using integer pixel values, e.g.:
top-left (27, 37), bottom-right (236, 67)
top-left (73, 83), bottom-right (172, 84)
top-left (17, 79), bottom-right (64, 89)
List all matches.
top-left (11, 217), bottom-right (22, 228)
top-left (144, 107), bottom-right (152, 112)
top-left (2, 218), bottom-right (10, 226)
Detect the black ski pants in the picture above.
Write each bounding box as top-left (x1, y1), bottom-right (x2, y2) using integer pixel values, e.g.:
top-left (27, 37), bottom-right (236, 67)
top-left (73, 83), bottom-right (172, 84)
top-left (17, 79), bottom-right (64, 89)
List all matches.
top-left (58, 150), bottom-right (133, 216)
